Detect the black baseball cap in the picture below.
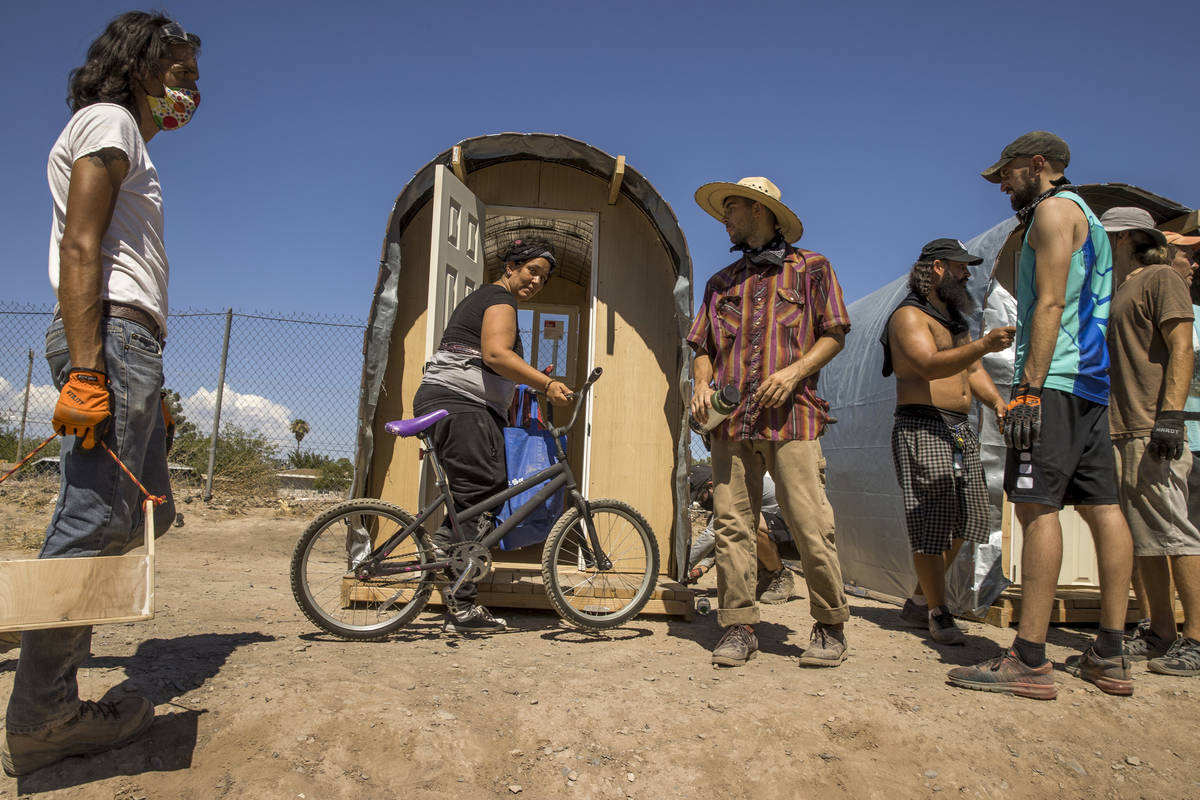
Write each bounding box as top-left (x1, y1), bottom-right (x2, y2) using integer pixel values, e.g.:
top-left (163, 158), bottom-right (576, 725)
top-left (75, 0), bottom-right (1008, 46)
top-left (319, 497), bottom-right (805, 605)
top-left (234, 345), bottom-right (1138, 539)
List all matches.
top-left (981, 131), bottom-right (1071, 183)
top-left (919, 238), bottom-right (983, 266)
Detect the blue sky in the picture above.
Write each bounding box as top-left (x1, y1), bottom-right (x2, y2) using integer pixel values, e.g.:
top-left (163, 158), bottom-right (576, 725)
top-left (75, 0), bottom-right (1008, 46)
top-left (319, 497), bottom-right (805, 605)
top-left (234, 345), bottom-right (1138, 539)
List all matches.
top-left (3, 0), bottom-right (1196, 317)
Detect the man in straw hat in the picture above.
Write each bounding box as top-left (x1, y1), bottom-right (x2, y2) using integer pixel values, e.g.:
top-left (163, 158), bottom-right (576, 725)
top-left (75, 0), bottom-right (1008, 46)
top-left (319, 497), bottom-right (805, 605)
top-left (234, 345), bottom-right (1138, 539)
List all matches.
top-left (948, 132), bottom-right (1135, 700)
top-left (1098, 209), bottom-right (1200, 680)
top-left (687, 177), bottom-right (851, 667)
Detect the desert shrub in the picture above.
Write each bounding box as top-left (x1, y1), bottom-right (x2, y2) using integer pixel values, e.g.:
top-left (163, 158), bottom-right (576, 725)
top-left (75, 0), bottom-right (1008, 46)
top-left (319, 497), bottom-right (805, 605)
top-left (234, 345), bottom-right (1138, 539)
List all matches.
top-left (314, 458), bottom-right (353, 493)
top-left (287, 449), bottom-right (332, 469)
top-left (172, 422), bottom-right (280, 495)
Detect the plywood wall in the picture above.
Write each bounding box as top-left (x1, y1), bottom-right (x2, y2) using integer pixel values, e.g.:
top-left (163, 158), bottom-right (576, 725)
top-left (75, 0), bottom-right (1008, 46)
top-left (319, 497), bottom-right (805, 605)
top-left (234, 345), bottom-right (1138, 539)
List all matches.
top-left (368, 201), bottom-right (433, 511)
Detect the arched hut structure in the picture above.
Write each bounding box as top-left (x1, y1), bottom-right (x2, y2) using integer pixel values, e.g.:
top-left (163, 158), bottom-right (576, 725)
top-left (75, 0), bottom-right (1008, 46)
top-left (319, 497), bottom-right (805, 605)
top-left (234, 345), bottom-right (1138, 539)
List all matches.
top-left (351, 133), bottom-right (695, 615)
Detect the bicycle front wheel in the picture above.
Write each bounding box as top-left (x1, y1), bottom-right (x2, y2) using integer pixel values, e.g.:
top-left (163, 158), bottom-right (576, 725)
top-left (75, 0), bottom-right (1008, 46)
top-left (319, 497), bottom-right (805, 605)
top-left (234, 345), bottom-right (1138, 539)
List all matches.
top-left (541, 499), bottom-right (659, 629)
top-left (290, 500), bottom-right (435, 640)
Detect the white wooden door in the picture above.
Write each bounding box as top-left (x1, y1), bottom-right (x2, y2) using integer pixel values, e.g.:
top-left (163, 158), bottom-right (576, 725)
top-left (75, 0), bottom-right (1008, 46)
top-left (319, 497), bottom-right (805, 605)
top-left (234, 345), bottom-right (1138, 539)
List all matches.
top-left (421, 166), bottom-right (486, 504)
top-left (425, 165), bottom-right (486, 360)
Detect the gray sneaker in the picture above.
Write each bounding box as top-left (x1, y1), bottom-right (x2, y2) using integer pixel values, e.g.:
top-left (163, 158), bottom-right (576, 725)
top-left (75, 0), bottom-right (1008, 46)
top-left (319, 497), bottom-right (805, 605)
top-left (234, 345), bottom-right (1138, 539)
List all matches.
top-left (711, 624), bottom-right (758, 667)
top-left (1148, 636), bottom-right (1200, 677)
top-left (798, 622), bottom-right (848, 667)
top-left (1124, 626), bottom-right (1172, 662)
top-left (443, 604), bottom-right (507, 634)
top-left (758, 567), bottom-right (795, 604)
top-left (900, 598), bottom-right (968, 631)
top-left (928, 606), bottom-right (966, 645)
top-left (1, 696), bottom-right (153, 777)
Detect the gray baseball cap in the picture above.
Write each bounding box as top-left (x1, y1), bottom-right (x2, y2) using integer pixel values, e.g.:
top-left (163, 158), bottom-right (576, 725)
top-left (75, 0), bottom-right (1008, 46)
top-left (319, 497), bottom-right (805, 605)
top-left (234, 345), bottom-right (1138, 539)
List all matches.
top-left (981, 131), bottom-right (1071, 184)
top-left (1099, 207), bottom-right (1167, 246)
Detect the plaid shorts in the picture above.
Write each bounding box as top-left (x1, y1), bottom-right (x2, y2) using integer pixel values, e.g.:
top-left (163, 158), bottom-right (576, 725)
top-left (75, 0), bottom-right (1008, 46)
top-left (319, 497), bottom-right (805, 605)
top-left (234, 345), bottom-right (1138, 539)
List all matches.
top-left (891, 405), bottom-right (991, 555)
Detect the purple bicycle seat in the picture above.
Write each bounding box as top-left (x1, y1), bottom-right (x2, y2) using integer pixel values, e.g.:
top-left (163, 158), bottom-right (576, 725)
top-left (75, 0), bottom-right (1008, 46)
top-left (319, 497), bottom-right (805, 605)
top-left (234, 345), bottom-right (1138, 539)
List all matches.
top-left (384, 409), bottom-right (449, 438)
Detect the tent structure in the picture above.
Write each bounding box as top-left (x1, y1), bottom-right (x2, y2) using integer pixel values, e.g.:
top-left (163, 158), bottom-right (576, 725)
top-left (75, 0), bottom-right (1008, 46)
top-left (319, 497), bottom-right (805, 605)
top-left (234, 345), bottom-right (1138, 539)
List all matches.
top-left (820, 184), bottom-right (1196, 617)
top-left (350, 133), bottom-right (696, 611)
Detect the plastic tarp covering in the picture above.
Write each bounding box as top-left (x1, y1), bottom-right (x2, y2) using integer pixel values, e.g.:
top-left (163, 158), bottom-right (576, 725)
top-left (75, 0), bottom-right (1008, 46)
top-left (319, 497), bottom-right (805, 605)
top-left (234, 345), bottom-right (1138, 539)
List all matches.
top-left (819, 218), bottom-right (1019, 615)
top-left (351, 133), bottom-right (695, 581)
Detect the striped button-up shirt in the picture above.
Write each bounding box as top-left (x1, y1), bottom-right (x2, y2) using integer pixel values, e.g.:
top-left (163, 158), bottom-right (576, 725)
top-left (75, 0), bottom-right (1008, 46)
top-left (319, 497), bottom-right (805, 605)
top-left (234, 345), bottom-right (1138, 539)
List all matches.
top-left (686, 246), bottom-right (851, 441)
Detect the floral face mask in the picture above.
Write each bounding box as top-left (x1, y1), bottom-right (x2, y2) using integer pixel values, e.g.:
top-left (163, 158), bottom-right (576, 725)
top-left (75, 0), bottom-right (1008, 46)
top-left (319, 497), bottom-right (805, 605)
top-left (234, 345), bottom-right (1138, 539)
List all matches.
top-left (146, 87), bottom-right (200, 131)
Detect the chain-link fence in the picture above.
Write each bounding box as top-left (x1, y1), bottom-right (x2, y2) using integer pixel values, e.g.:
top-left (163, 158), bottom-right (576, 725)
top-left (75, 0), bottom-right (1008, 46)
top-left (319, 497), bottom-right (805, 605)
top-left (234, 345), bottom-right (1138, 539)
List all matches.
top-left (1, 302), bottom-right (365, 499)
top-left (1, 301), bottom-right (713, 496)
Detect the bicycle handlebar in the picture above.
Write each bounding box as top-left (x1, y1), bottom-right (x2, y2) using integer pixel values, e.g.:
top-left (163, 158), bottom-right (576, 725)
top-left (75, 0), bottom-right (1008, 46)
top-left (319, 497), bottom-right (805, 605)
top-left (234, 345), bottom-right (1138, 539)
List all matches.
top-left (534, 367), bottom-right (602, 438)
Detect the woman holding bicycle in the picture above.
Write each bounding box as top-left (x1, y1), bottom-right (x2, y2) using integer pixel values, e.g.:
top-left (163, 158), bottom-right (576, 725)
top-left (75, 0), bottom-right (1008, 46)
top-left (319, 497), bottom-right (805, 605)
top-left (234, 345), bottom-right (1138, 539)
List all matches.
top-left (413, 237), bottom-right (573, 633)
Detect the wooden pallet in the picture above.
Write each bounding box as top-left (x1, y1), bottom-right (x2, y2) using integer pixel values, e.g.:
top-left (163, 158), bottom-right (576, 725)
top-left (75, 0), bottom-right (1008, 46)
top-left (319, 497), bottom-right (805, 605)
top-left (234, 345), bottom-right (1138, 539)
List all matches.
top-left (346, 565), bottom-right (694, 620)
top-left (962, 586), bottom-right (1185, 628)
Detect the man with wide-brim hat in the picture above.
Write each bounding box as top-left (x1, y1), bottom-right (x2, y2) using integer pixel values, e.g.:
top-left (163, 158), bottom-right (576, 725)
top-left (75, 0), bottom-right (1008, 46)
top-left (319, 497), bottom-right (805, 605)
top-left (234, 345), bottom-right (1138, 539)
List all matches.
top-left (686, 176), bottom-right (852, 669)
top-left (948, 131), bottom-right (1135, 701)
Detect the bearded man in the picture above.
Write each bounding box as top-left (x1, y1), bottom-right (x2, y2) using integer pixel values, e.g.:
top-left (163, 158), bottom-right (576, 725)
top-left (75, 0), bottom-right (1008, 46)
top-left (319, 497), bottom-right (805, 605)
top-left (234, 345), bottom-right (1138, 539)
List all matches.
top-left (881, 239), bottom-right (1013, 645)
top-left (948, 131), bottom-right (1134, 700)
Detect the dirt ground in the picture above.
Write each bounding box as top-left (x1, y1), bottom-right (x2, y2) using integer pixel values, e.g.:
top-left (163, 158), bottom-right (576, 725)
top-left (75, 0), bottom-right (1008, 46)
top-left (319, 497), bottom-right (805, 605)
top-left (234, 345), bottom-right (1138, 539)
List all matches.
top-left (1, 477), bottom-right (1199, 799)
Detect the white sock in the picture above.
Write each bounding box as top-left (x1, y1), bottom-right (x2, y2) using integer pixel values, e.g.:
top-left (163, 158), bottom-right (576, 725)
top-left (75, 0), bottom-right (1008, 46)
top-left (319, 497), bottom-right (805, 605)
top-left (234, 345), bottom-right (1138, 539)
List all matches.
top-left (910, 594), bottom-right (928, 607)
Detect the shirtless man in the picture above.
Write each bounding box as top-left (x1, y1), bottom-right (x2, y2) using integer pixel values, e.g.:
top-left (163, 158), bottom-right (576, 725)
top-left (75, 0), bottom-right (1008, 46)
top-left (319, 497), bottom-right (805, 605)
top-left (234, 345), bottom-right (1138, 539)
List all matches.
top-left (881, 238), bottom-right (1013, 644)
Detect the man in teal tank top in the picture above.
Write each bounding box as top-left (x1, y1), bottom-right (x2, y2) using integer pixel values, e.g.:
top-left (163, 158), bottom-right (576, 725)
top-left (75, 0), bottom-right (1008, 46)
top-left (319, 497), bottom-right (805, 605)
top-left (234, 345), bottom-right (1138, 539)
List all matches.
top-left (948, 131), bottom-right (1135, 701)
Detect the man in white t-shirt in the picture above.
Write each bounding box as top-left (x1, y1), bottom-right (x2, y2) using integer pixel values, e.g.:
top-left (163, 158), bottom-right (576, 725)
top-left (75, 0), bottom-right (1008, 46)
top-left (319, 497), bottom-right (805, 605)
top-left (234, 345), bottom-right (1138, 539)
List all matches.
top-left (2, 12), bottom-right (202, 778)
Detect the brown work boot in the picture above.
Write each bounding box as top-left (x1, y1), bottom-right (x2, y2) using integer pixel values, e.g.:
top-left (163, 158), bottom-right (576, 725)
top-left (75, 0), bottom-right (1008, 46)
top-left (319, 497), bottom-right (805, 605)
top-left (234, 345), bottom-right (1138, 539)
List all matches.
top-left (1, 696), bottom-right (154, 777)
top-left (1064, 646), bottom-right (1133, 696)
top-left (798, 622), bottom-right (848, 667)
top-left (758, 567), bottom-right (795, 604)
top-left (947, 647), bottom-right (1057, 700)
top-left (711, 624), bottom-right (758, 667)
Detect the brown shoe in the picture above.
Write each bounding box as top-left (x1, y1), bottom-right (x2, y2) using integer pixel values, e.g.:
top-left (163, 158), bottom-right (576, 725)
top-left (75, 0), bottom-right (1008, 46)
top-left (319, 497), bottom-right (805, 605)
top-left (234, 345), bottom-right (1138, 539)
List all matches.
top-left (1064, 646), bottom-right (1133, 696)
top-left (798, 622), bottom-right (848, 667)
top-left (758, 568), bottom-right (795, 604)
top-left (947, 647), bottom-right (1057, 700)
top-left (711, 624), bottom-right (758, 667)
top-left (1, 696), bottom-right (154, 777)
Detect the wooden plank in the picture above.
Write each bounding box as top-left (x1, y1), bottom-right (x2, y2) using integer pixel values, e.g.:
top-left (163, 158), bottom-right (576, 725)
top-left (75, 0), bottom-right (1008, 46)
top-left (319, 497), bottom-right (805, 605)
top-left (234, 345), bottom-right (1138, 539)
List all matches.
top-left (0, 498), bottom-right (155, 632)
top-left (607, 155), bottom-right (625, 205)
top-left (451, 146), bottom-right (467, 184)
top-left (974, 585), bottom-right (1185, 627)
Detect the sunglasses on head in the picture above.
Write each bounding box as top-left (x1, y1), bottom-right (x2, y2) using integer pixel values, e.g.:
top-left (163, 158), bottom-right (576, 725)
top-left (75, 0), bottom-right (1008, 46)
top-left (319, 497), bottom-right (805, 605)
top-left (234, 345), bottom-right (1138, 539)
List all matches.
top-left (160, 22), bottom-right (201, 56)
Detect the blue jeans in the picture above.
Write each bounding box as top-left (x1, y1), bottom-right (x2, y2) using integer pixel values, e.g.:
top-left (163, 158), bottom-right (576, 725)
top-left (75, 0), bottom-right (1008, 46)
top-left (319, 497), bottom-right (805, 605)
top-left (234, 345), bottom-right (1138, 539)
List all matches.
top-left (6, 318), bottom-right (174, 732)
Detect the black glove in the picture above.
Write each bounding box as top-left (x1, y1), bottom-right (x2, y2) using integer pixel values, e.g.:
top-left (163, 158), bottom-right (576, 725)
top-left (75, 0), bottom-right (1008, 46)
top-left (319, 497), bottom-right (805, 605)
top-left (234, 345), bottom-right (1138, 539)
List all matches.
top-left (1148, 411), bottom-right (1186, 461)
top-left (1002, 383), bottom-right (1042, 451)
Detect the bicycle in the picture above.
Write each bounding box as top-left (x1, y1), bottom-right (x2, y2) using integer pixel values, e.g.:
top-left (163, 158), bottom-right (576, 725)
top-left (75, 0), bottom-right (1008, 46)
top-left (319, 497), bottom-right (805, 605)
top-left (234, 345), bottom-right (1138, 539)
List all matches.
top-left (290, 367), bottom-right (660, 639)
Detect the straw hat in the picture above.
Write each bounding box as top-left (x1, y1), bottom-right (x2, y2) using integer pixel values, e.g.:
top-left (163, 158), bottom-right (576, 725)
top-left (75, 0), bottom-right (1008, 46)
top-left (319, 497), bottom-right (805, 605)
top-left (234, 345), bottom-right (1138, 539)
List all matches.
top-left (695, 177), bottom-right (805, 244)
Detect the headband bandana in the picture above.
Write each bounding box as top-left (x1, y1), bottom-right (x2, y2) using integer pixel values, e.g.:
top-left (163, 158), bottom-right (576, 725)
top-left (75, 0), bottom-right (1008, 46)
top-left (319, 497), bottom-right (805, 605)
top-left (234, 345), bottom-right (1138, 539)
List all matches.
top-left (507, 239), bottom-right (557, 271)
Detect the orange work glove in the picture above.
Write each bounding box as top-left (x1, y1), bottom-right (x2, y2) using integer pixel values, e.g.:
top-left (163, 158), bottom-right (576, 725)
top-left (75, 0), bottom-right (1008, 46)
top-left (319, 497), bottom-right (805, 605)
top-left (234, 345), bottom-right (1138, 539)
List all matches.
top-left (52, 368), bottom-right (111, 449)
top-left (160, 390), bottom-right (176, 453)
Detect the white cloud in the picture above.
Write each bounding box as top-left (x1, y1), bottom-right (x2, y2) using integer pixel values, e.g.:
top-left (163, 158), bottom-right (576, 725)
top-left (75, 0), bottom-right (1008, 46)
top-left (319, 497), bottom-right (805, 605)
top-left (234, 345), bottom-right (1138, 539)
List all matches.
top-left (181, 384), bottom-right (294, 443)
top-left (0, 377), bottom-right (60, 431)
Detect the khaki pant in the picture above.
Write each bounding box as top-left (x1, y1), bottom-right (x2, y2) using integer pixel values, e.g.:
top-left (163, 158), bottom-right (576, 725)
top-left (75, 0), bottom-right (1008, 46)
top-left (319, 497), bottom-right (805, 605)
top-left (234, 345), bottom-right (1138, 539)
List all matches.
top-left (711, 438), bottom-right (849, 627)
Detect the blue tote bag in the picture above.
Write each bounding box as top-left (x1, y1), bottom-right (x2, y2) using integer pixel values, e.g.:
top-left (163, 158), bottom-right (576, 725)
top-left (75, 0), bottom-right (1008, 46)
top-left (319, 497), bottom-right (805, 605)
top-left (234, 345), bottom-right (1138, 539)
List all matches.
top-left (497, 385), bottom-right (566, 551)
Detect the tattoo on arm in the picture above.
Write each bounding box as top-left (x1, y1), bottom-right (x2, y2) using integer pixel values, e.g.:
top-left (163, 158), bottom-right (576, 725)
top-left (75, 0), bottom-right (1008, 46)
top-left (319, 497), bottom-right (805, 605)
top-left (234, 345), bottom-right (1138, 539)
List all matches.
top-left (84, 147), bottom-right (130, 169)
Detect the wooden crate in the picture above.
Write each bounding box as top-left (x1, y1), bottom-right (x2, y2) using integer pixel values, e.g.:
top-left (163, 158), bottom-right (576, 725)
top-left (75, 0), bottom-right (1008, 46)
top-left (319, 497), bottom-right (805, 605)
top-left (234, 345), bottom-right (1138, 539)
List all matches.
top-left (963, 586), bottom-right (1185, 628)
top-left (346, 563), bottom-right (693, 620)
top-left (0, 498), bottom-right (155, 632)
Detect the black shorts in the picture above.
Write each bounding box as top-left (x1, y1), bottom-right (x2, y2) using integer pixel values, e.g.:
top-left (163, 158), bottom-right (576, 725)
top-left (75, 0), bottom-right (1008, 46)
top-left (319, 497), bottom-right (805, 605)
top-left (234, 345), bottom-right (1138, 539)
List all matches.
top-left (1003, 388), bottom-right (1118, 508)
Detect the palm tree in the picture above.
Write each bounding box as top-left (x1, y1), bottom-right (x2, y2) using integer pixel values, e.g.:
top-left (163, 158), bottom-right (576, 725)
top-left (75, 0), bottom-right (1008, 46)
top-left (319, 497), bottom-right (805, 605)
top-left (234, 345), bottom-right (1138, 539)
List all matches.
top-left (290, 418), bottom-right (310, 458)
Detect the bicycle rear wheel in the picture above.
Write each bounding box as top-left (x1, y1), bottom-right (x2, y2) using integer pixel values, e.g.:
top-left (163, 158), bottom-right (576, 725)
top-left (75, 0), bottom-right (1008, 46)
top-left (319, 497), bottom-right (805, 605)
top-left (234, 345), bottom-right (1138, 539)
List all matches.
top-left (290, 500), bottom-right (435, 640)
top-left (541, 499), bottom-right (659, 629)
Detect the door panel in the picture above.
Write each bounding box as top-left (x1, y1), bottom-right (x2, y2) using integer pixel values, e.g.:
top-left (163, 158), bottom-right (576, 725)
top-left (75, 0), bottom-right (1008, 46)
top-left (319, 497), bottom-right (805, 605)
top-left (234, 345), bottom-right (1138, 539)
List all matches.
top-left (425, 165), bottom-right (486, 359)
